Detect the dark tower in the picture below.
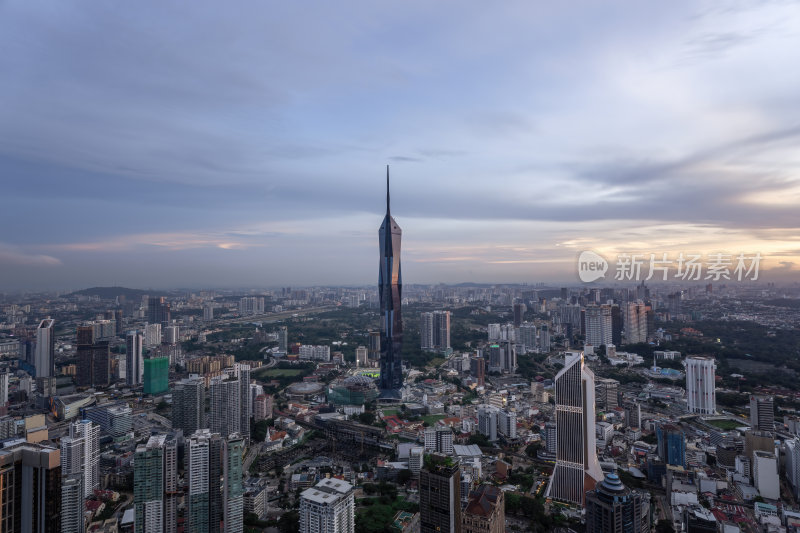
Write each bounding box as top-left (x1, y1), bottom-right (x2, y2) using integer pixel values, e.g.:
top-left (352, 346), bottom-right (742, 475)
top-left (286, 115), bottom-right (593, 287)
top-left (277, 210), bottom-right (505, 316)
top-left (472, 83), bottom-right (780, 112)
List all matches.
top-left (379, 166), bottom-right (403, 399)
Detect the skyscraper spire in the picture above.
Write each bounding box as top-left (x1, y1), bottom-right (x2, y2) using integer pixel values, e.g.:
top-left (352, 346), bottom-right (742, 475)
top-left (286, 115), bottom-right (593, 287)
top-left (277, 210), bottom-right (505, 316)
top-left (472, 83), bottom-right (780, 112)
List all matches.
top-left (386, 165), bottom-right (390, 216)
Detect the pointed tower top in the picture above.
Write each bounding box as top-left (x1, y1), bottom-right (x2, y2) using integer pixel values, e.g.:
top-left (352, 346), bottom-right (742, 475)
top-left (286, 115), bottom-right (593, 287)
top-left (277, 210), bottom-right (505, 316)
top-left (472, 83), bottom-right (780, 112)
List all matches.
top-left (386, 165), bottom-right (390, 216)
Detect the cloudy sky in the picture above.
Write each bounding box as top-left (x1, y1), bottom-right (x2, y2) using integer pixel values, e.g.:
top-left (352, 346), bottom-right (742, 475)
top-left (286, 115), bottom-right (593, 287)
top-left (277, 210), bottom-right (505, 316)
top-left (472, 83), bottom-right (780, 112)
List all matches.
top-left (2, 1), bottom-right (800, 290)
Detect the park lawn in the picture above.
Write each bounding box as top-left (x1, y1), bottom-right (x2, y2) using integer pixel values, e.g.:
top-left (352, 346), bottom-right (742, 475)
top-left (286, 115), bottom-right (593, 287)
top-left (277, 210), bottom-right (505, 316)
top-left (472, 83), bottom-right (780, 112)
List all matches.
top-left (706, 419), bottom-right (742, 430)
top-left (422, 414), bottom-right (446, 425)
top-left (253, 368), bottom-right (304, 378)
top-left (382, 408), bottom-right (400, 416)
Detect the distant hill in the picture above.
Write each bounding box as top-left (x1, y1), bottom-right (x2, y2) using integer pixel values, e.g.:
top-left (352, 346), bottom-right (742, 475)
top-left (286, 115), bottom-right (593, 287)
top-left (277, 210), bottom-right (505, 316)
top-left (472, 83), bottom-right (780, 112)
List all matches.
top-left (69, 286), bottom-right (152, 300)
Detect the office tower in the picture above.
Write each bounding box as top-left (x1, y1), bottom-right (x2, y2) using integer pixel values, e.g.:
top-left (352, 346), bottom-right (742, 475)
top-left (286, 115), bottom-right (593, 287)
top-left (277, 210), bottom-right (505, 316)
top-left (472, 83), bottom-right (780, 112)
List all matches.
top-left (253, 394), bottom-right (272, 421)
top-left (585, 305), bottom-right (612, 347)
top-left (585, 473), bottom-right (643, 533)
top-left (203, 304), bottom-right (214, 321)
top-left (0, 443), bottom-right (62, 533)
top-left (186, 429), bottom-right (224, 533)
top-left (625, 402), bottom-right (641, 430)
top-left (500, 340), bottom-right (516, 373)
top-left (126, 331), bottom-right (144, 386)
top-left (462, 485), bottom-right (504, 533)
top-left (145, 323), bottom-right (162, 347)
top-left (367, 330), bottom-right (380, 362)
top-left (420, 311), bottom-right (451, 353)
top-left (172, 377), bottom-right (206, 435)
top-left (609, 305), bottom-right (622, 346)
top-left (656, 424), bottom-right (686, 468)
top-left (77, 339), bottom-right (111, 388)
top-left (477, 406), bottom-right (498, 442)
top-left (35, 318), bottom-right (55, 378)
top-left (685, 356), bottom-right (716, 415)
top-left (544, 421), bottom-right (557, 453)
top-left (355, 345), bottom-right (368, 367)
top-left (682, 507), bottom-right (717, 533)
top-left (61, 419), bottom-right (100, 498)
top-left (277, 326), bottom-right (288, 353)
top-left (144, 357), bottom-right (169, 395)
top-left (539, 324), bottom-right (550, 352)
top-left (210, 376), bottom-right (241, 437)
top-left (487, 344), bottom-right (502, 373)
top-left (224, 436), bottom-right (245, 533)
top-left (234, 364), bottom-right (251, 442)
top-left (624, 302), bottom-right (647, 344)
top-left (378, 167), bottom-right (404, 399)
top-left (750, 395), bottom-right (774, 432)
top-left (61, 473), bottom-right (85, 533)
top-left (546, 351), bottom-right (603, 506)
top-left (148, 297), bottom-right (171, 328)
top-left (470, 356), bottom-right (485, 387)
top-left (163, 325), bottom-right (179, 344)
top-left (595, 378), bottom-right (619, 411)
top-left (497, 410), bottom-right (517, 439)
top-left (753, 451), bottom-right (779, 500)
top-left (299, 478), bottom-right (355, 533)
top-left (420, 453), bottom-right (461, 533)
top-left (424, 427), bottom-right (454, 455)
top-left (513, 302), bottom-right (526, 328)
top-left (0, 371), bottom-right (8, 405)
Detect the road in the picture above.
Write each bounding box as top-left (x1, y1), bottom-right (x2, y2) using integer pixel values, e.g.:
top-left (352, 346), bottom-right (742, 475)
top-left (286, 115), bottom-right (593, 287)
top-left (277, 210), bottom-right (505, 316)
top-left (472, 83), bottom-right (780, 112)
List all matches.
top-left (210, 305), bottom-right (336, 326)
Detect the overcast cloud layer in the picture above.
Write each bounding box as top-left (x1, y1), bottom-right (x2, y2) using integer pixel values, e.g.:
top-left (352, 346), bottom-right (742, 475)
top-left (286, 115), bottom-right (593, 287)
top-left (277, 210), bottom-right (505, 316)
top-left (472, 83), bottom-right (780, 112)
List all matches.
top-left (2, 1), bottom-right (800, 289)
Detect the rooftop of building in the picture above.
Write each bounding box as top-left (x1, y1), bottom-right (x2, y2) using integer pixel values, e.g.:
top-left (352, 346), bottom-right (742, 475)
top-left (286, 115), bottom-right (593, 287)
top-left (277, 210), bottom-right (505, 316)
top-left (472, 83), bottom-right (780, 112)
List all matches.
top-left (301, 477), bottom-right (354, 505)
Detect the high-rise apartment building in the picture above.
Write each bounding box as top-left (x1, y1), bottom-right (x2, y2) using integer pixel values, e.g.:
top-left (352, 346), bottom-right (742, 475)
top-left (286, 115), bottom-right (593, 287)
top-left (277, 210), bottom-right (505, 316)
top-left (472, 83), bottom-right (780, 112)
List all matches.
top-left (477, 406), bottom-right (498, 442)
top-left (61, 419), bottom-right (100, 498)
top-left (512, 302), bottom-right (526, 328)
top-left (0, 371), bottom-right (9, 405)
top-left (238, 297), bottom-right (265, 316)
top-left (424, 427), bottom-right (454, 455)
top-left (234, 364), bottom-right (251, 443)
top-left (224, 436), bottom-right (245, 533)
top-left (210, 376), bottom-right (241, 437)
top-left (144, 357), bottom-right (169, 395)
top-left (186, 429), bottom-right (224, 533)
top-left (420, 453), bottom-right (461, 533)
top-left (299, 478), bottom-right (355, 533)
top-left (134, 435), bottom-right (173, 533)
top-left (595, 378), bottom-right (619, 411)
top-left (750, 395), bottom-right (774, 432)
top-left (144, 323), bottom-right (162, 348)
top-left (497, 410), bottom-right (517, 439)
top-left (378, 168), bottom-right (404, 399)
top-left (585, 305), bottom-right (613, 347)
top-left (585, 473), bottom-right (643, 533)
top-left (367, 330), bottom-right (380, 362)
top-left (172, 376), bottom-right (205, 435)
top-left (126, 331), bottom-right (144, 386)
top-left (420, 311), bottom-right (451, 353)
top-left (277, 326), bottom-right (288, 353)
top-left (539, 324), bottom-right (550, 353)
top-left (355, 345), bottom-right (368, 367)
top-left (61, 473), bottom-right (85, 533)
top-left (685, 356), bottom-right (716, 415)
top-left (546, 351), bottom-right (603, 506)
top-left (469, 356), bottom-right (485, 387)
top-left (35, 318), bottom-right (55, 378)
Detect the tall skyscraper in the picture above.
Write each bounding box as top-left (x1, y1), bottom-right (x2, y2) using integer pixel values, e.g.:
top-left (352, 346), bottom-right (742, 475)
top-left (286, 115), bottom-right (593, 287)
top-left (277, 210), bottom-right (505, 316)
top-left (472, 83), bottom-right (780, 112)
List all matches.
top-left (585, 473), bottom-right (643, 533)
top-left (126, 331), bottom-right (144, 386)
top-left (624, 301), bottom-right (647, 344)
top-left (234, 363), bottom-right (251, 442)
top-left (355, 345), bottom-right (368, 367)
top-left (148, 296), bottom-right (171, 329)
top-left (223, 436), bottom-right (245, 533)
top-left (299, 478), bottom-right (355, 533)
top-left (585, 305), bottom-right (613, 347)
top-left (477, 405), bottom-right (498, 442)
top-left (420, 453), bottom-right (461, 533)
top-left (0, 443), bottom-right (62, 533)
top-left (134, 435), bottom-right (168, 533)
top-left (210, 376), bottom-right (241, 437)
top-left (685, 356), bottom-right (716, 415)
top-left (61, 473), bottom-right (85, 533)
top-left (172, 376), bottom-right (206, 435)
top-left (595, 378), bottom-right (619, 411)
top-left (186, 429), bottom-right (223, 533)
top-left (35, 318), bottom-right (55, 378)
top-left (367, 330), bottom-right (380, 362)
top-left (379, 167), bottom-right (404, 399)
top-left (77, 339), bottom-right (111, 388)
top-left (0, 371), bottom-right (9, 405)
top-left (546, 351), bottom-right (603, 506)
top-left (470, 356), bottom-right (485, 387)
top-left (656, 424), bottom-right (686, 468)
top-left (277, 326), bottom-right (288, 353)
top-left (421, 311), bottom-right (451, 353)
top-left (750, 395), bottom-right (774, 432)
top-left (61, 419), bottom-right (100, 498)
top-left (144, 357), bottom-right (170, 395)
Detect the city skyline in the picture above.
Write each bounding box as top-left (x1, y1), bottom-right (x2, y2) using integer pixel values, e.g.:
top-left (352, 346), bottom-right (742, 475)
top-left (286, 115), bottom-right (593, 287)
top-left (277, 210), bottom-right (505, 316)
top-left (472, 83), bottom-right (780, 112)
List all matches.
top-left (2, 2), bottom-right (800, 289)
